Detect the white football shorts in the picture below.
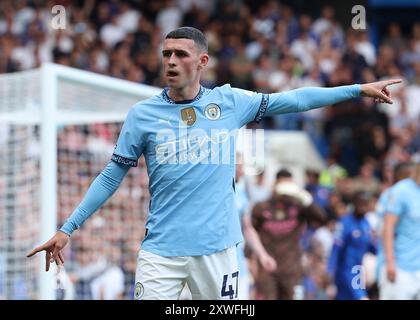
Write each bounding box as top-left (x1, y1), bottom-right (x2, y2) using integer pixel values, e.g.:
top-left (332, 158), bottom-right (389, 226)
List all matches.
top-left (379, 266), bottom-right (420, 300)
top-left (134, 246), bottom-right (240, 300)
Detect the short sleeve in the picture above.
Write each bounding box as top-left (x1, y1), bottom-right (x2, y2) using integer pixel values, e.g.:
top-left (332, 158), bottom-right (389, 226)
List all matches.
top-left (111, 107), bottom-right (144, 167)
top-left (229, 86), bottom-right (268, 127)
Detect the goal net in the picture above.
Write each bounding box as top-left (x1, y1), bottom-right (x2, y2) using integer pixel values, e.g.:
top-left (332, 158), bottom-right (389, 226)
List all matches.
top-left (0, 63), bottom-right (160, 299)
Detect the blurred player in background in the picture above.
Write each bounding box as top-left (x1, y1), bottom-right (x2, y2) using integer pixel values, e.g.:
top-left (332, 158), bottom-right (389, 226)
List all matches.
top-left (252, 169), bottom-right (326, 299)
top-left (375, 162), bottom-right (413, 292)
top-left (381, 162), bottom-right (420, 299)
top-left (27, 26), bottom-right (401, 300)
top-left (235, 154), bottom-right (276, 299)
top-left (328, 191), bottom-right (377, 300)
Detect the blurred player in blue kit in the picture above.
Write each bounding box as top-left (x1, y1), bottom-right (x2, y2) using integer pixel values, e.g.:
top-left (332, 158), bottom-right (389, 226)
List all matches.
top-left (27, 26), bottom-right (401, 300)
top-left (328, 191), bottom-right (377, 300)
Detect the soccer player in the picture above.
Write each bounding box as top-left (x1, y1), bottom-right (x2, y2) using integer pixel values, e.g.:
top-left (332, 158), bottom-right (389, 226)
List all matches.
top-left (252, 169), bottom-right (325, 300)
top-left (375, 162), bottom-right (413, 292)
top-left (327, 191), bottom-right (377, 300)
top-left (27, 27), bottom-right (401, 300)
top-left (235, 155), bottom-right (277, 299)
top-left (381, 162), bottom-right (420, 299)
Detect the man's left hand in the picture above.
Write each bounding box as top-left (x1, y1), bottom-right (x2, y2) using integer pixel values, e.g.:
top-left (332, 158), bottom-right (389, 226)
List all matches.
top-left (360, 79), bottom-right (402, 104)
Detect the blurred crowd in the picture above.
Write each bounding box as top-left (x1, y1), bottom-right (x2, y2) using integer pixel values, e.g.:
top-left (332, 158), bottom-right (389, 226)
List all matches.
top-left (1, 0), bottom-right (420, 299)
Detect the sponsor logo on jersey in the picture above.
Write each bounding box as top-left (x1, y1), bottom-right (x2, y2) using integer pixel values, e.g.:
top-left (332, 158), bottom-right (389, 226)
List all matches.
top-left (155, 129), bottom-right (230, 164)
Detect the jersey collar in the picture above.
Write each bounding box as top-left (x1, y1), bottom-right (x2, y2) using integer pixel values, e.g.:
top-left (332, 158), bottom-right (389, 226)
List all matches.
top-left (161, 86), bottom-right (206, 104)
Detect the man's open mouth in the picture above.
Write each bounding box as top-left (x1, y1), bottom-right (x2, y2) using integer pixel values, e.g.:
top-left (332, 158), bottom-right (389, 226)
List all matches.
top-left (167, 71), bottom-right (179, 77)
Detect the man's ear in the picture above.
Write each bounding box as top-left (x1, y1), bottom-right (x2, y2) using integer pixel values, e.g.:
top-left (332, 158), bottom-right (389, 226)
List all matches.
top-left (198, 53), bottom-right (209, 69)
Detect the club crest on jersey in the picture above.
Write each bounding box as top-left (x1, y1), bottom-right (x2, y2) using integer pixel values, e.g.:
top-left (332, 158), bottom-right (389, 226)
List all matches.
top-left (181, 107), bottom-right (196, 126)
top-left (352, 230), bottom-right (361, 238)
top-left (204, 103), bottom-right (221, 120)
top-left (134, 282), bottom-right (144, 300)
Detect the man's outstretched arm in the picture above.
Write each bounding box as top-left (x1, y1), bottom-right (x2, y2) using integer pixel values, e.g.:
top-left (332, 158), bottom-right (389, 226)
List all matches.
top-left (60, 161), bottom-right (130, 235)
top-left (264, 79), bottom-right (402, 117)
top-left (26, 160), bottom-right (130, 271)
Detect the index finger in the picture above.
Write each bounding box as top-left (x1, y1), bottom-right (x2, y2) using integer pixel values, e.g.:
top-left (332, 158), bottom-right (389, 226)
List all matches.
top-left (26, 244), bottom-right (48, 258)
top-left (384, 79), bottom-right (402, 86)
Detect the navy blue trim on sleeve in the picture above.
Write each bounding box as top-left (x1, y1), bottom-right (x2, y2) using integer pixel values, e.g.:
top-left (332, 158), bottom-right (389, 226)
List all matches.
top-left (111, 153), bottom-right (138, 167)
top-left (254, 94), bottom-right (269, 123)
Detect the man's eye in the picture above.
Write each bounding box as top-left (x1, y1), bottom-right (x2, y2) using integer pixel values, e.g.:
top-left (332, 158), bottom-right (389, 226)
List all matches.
top-left (176, 52), bottom-right (187, 57)
top-left (163, 52), bottom-right (171, 57)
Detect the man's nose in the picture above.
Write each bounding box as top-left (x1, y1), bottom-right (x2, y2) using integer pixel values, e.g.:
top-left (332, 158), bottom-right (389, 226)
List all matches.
top-left (168, 53), bottom-right (176, 66)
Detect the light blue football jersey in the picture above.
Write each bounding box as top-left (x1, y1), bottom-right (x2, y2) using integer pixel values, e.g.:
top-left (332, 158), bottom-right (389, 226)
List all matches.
top-left (384, 178), bottom-right (420, 272)
top-left (112, 84), bottom-right (360, 256)
top-left (112, 85), bottom-right (268, 256)
top-left (61, 83), bottom-right (360, 257)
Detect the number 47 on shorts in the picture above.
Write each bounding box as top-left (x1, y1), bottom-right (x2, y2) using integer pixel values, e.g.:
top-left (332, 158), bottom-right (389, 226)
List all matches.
top-left (221, 271), bottom-right (239, 299)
